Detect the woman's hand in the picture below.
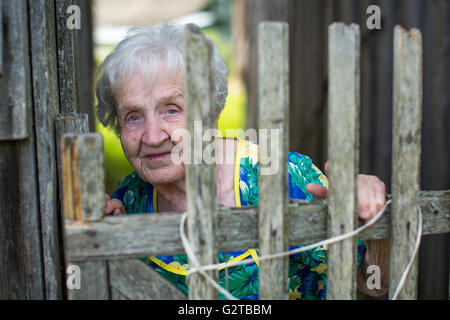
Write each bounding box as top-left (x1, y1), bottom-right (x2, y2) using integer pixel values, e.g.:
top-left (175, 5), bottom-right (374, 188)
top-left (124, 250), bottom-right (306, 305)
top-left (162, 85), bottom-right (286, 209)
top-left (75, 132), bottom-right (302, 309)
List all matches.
top-left (104, 194), bottom-right (126, 216)
top-left (305, 161), bottom-right (387, 223)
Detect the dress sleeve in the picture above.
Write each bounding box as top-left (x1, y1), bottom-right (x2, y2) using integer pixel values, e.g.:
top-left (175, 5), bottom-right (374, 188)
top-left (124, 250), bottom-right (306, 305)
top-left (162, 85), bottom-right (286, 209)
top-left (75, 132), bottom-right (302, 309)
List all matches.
top-left (287, 152), bottom-right (328, 201)
top-left (111, 171), bottom-right (149, 214)
top-left (356, 240), bottom-right (367, 267)
top-left (112, 179), bottom-right (127, 202)
top-left (287, 152), bottom-right (367, 266)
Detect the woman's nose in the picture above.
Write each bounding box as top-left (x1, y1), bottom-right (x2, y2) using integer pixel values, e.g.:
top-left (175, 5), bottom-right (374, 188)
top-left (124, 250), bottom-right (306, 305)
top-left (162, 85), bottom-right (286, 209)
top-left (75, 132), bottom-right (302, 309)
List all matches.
top-left (141, 118), bottom-right (170, 147)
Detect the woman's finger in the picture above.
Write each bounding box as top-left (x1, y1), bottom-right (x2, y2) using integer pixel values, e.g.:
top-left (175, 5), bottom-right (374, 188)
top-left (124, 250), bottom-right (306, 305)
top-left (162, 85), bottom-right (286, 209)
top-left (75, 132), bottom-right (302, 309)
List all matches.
top-left (306, 183), bottom-right (328, 200)
top-left (104, 199), bottom-right (113, 214)
top-left (358, 175), bottom-right (387, 222)
top-left (358, 176), bottom-right (372, 220)
top-left (112, 207), bottom-right (124, 216)
top-left (374, 182), bottom-right (387, 212)
top-left (109, 199), bottom-right (125, 215)
top-left (368, 186), bottom-right (378, 219)
top-left (104, 194), bottom-right (113, 214)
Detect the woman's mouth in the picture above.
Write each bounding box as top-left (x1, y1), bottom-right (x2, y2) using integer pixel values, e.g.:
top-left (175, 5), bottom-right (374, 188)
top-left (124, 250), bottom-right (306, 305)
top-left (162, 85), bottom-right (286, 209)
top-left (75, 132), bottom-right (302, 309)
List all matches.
top-left (146, 152), bottom-right (171, 161)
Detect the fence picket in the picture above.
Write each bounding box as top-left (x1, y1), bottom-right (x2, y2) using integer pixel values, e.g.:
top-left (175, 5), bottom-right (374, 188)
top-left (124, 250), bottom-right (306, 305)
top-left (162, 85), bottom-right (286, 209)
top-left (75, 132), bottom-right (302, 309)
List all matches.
top-left (108, 259), bottom-right (186, 300)
top-left (66, 261), bottom-right (109, 300)
top-left (327, 22), bottom-right (360, 300)
top-left (0, 0), bottom-right (3, 76)
top-left (62, 133), bottom-right (105, 221)
top-left (61, 132), bottom-right (108, 300)
top-left (389, 26), bottom-right (423, 300)
top-left (55, 0), bottom-right (80, 114)
top-left (0, 0), bottom-right (28, 140)
top-left (184, 24), bottom-right (218, 300)
top-left (257, 22), bottom-right (290, 300)
top-left (56, 114), bottom-right (89, 220)
top-left (28, 0), bottom-right (63, 299)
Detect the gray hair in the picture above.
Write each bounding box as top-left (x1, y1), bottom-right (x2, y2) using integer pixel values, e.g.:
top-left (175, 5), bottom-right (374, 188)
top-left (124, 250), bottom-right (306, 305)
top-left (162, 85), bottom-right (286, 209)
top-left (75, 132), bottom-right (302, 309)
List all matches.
top-left (95, 23), bottom-right (229, 134)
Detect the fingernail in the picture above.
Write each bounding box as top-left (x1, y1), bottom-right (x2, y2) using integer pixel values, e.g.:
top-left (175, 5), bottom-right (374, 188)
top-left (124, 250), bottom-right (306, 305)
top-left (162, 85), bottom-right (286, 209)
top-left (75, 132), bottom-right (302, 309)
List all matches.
top-left (360, 211), bottom-right (369, 219)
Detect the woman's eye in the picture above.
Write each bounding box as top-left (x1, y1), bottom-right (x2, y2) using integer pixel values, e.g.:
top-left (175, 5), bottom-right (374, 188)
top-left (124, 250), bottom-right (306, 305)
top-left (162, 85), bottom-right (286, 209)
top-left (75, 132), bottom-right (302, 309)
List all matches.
top-left (167, 109), bottom-right (178, 115)
top-left (128, 114), bottom-right (140, 121)
top-left (123, 113), bottom-right (144, 130)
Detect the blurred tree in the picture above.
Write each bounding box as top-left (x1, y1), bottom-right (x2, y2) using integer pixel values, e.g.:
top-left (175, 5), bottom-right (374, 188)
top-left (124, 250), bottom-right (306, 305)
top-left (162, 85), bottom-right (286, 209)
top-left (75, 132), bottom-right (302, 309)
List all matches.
top-left (204, 0), bottom-right (232, 36)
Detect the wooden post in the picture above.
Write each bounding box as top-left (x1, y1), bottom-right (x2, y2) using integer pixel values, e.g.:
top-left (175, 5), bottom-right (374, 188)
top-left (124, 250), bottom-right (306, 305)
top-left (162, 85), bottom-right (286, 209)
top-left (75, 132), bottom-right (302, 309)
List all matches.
top-left (61, 133), bottom-right (105, 221)
top-left (0, 0), bottom-right (28, 140)
top-left (108, 259), bottom-right (186, 300)
top-left (389, 26), bottom-right (423, 300)
top-left (327, 22), bottom-right (360, 300)
top-left (65, 261), bottom-right (109, 300)
top-left (257, 22), bottom-right (290, 300)
top-left (0, 0), bottom-right (3, 76)
top-left (55, 113), bottom-right (89, 217)
top-left (184, 24), bottom-right (218, 300)
top-left (29, 0), bottom-right (63, 299)
top-left (61, 132), bottom-right (108, 300)
top-left (55, 0), bottom-right (80, 114)
top-left (0, 0), bottom-right (44, 299)
top-left (76, 0), bottom-right (96, 131)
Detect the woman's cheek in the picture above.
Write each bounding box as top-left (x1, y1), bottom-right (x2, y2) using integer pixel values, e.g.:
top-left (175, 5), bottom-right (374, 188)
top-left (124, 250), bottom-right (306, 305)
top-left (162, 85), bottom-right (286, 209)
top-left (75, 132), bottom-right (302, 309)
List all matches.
top-left (121, 132), bottom-right (141, 159)
top-left (124, 118), bottom-right (145, 130)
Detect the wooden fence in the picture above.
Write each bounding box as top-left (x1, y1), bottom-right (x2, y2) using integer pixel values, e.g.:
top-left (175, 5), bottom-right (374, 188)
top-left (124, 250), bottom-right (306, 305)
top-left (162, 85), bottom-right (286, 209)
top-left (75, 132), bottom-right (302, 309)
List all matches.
top-left (60, 22), bottom-right (450, 300)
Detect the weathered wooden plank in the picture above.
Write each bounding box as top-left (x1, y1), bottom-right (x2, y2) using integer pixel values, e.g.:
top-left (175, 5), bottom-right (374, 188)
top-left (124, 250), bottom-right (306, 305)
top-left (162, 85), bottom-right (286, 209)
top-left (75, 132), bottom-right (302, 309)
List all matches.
top-left (389, 26), bottom-right (423, 300)
top-left (60, 128), bottom-right (108, 300)
top-left (419, 0), bottom-right (450, 300)
top-left (62, 133), bottom-right (105, 221)
top-left (0, 0), bottom-right (45, 299)
top-left (371, 0), bottom-right (395, 189)
top-left (75, 0), bottom-right (95, 131)
top-left (108, 259), bottom-right (186, 300)
top-left (358, 0), bottom-right (376, 176)
top-left (55, 114), bottom-right (89, 146)
top-left (184, 24), bottom-right (218, 300)
top-left (64, 190), bottom-right (450, 261)
top-left (110, 287), bottom-right (128, 300)
top-left (28, 0), bottom-right (63, 300)
top-left (55, 115), bottom-right (89, 163)
top-left (67, 261), bottom-right (109, 300)
top-left (337, 0), bottom-right (359, 23)
top-left (289, 0), bottom-right (327, 166)
top-left (327, 22), bottom-right (360, 300)
top-left (55, 114), bottom-right (89, 227)
top-left (0, 0), bottom-right (28, 140)
top-left (234, 0), bottom-right (291, 132)
top-left (55, 0), bottom-right (80, 114)
top-left (61, 132), bottom-right (108, 300)
top-left (0, 0), bottom-right (3, 76)
top-left (257, 21), bottom-right (289, 300)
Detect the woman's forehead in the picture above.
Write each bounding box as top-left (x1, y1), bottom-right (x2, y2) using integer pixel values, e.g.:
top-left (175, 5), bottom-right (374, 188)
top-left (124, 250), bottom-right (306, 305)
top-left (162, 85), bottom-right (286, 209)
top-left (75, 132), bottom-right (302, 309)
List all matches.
top-left (117, 67), bottom-right (183, 89)
top-left (115, 73), bottom-right (184, 105)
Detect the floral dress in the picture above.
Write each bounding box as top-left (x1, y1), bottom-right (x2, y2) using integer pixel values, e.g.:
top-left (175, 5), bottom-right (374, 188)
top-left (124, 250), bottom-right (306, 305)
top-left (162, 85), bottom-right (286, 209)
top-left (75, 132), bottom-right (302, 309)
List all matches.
top-left (112, 138), bottom-right (366, 300)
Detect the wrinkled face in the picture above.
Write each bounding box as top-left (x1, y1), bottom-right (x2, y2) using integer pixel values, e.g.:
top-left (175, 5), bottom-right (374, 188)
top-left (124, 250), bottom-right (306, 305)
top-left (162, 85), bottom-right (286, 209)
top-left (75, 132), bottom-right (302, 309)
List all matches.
top-left (115, 72), bottom-right (185, 185)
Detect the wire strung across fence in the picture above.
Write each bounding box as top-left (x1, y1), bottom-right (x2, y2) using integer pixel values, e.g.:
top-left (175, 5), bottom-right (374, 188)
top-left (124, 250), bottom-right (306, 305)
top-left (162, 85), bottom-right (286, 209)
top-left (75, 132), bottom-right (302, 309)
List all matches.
top-left (180, 200), bottom-right (424, 300)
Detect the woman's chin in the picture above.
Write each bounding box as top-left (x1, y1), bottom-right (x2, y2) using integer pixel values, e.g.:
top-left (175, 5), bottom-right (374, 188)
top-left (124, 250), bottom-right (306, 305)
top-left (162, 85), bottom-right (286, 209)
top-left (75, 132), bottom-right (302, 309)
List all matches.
top-left (138, 164), bottom-right (185, 185)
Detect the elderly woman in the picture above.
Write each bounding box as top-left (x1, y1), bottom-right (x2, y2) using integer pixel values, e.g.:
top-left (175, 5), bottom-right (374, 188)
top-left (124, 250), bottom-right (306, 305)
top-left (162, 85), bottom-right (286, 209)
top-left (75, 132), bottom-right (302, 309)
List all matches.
top-left (97, 23), bottom-right (389, 300)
